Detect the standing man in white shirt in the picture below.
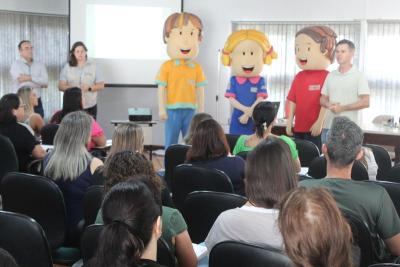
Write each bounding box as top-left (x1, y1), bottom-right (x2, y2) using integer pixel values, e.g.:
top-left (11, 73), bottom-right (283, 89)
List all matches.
top-left (320, 39), bottom-right (370, 144)
top-left (10, 40), bottom-right (48, 118)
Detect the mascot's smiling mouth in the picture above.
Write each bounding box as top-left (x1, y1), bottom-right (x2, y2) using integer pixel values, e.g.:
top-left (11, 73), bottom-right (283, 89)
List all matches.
top-left (299, 58), bottom-right (308, 65)
top-left (242, 65), bottom-right (255, 73)
top-left (180, 49), bottom-right (191, 54)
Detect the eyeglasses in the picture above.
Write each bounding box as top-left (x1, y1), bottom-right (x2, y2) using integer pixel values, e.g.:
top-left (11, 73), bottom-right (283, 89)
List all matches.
top-left (19, 104), bottom-right (26, 108)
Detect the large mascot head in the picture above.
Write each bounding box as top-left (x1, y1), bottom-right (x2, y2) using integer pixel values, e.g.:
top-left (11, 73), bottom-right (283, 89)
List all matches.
top-left (163, 12), bottom-right (203, 60)
top-left (295, 26), bottom-right (337, 70)
top-left (221, 29), bottom-right (277, 77)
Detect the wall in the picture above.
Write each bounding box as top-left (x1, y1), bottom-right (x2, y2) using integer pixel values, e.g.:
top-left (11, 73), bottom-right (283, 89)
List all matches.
top-left (0, 0), bottom-right (68, 15)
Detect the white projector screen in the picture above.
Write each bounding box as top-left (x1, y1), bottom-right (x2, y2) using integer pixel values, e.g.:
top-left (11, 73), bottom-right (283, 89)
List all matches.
top-left (70, 0), bottom-right (182, 85)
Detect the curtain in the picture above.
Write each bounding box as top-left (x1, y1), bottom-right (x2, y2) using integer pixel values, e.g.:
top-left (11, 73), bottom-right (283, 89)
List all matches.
top-left (228, 21), bottom-right (361, 119)
top-left (0, 10), bottom-right (69, 119)
top-left (364, 20), bottom-right (400, 121)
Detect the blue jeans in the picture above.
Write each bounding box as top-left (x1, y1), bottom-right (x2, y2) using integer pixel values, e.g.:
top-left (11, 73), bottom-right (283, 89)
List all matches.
top-left (321, 128), bottom-right (330, 145)
top-left (165, 109), bottom-right (195, 148)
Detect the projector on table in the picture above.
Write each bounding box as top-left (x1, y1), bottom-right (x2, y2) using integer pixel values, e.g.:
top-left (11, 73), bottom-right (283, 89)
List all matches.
top-left (128, 108), bottom-right (152, 122)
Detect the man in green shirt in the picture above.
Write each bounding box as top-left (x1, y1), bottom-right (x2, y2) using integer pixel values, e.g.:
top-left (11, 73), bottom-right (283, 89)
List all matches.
top-left (300, 116), bottom-right (400, 257)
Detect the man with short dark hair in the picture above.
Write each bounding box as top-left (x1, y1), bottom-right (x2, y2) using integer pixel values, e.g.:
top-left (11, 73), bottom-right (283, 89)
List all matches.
top-left (320, 39), bottom-right (370, 144)
top-left (10, 40), bottom-right (48, 117)
top-left (300, 116), bottom-right (400, 257)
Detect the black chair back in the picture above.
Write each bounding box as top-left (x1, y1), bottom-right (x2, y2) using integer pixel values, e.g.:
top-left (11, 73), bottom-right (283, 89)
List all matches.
top-left (364, 180), bottom-right (400, 218)
top-left (164, 144), bottom-right (190, 190)
top-left (364, 144), bottom-right (392, 180)
top-left (41, 124), bottom-right (59, 145)
top-left (342, 210), bottom-right (375, 267)
top-left (387, 165), bottom-right (400, 183)
top-left (172, 164), bottom-right (234, 211)
top-left (308, 156), bottom-right (369, 181)
top-left (81, 224), bottom-right (175, 267)
top-left (0, 211), bottom-right (53, 267)
top-left (294, 138), bottom-right (320, 167)
top-left (183, 191), bottom-right (247, 243)
top-left (0, 172), bottom-right (66, 249)
top-left (0, 134), bottom-right (18, 182)
top-left (225, 134), bottom-right (240, 152)
top-left (84, 185), bottom-right (104, 227)
top-left (209, 240), bottom-right (295, 267)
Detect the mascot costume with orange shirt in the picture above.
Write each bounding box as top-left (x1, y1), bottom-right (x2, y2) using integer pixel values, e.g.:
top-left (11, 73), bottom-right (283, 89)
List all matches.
top-left (156, 12), bottom-right (206, 148)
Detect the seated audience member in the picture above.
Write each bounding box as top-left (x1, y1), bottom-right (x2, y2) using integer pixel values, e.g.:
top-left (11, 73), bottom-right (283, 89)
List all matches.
top-left (98, 124), bottom-right (172, 206)
top-left (44, 111), bottom-right (103, 245)
top-left (108, 123), bottom-right (144, 157)
top-left (88, 180), bottom-right (165, 267)
top-left (0, 93), bottom-right (45, 171)
top-left (183, 112), bottom-right (212, 145)
top-left (205, 139), bottom-right (297, 251)
top-left (360, 146), bottom-right (378, 180)
top-left (300, 116), bottom-right (400, 258)
top-left (232, 101), bottom-right (301, 172)
top-left (50, 87), bottom-right (106, 149)
top-left (186, 119), bottom-right (246, 195)
top-left (17, 86), bottom-right (44, 136)
top-left (95, 151), bottom-right (197, 267)
top-left (279, 187), bottom-right (353, 267)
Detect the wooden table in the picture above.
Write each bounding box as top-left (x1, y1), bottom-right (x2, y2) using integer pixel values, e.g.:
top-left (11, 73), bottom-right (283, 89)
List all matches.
top-left (273, 120), bottom-right (400, 163)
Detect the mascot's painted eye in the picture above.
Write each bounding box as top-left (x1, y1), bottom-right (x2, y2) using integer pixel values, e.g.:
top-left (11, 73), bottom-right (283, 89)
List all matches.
top-left (242, 52), bottom-right (246, 56)
top-left (179, 31), bottom-right (182, 35)
top-left (190, 32), bottom-right (193, 36)
top-left (251, 52), bottom-right (254, 55)
top-left (308, 47), bottom-right (310, 51)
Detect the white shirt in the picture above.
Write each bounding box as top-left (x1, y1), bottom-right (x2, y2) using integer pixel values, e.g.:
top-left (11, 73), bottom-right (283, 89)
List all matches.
top-left (322, 65), bottom-right (370, 128)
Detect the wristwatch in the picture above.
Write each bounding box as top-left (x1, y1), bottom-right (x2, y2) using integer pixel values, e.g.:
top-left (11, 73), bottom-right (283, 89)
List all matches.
top-left (88, 87), bottom-right (92, 92)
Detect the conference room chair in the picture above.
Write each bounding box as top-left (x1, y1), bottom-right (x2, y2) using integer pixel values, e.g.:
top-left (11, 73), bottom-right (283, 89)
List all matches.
top-left (183, 191), bottom-right (247, 243)
top-left (308, 156), bottom-right (369, 181)
top-left (342, 210), bottom-right (375, 267)
top-left (0, 210), bottom-right (53, 267)
top-left (0, 134), bottom-right (18, 183)
top-left (40, 123), bottom-right (59, 145)
top-left (386, 165), bottom-right (400, 183)
top-left (364, 180), bottom-right (400, 218)
top-left (225, 133), bottom-right (240, 153)
top-left (293, 138), bottom-right (320, 167)
top-left (164, 144), bottom-right (190, 190)
top-left (81, 224), bottom-right (175, 267)
top-left (83, 185), bottom-right (104, 227)
top-left (172, 164), bottom-right (234, 212)
top-left (209, 240), bottom-right (295, 267)
top-left (0, 172), bottom-right (80, 266)
top-left (364, 144), bottom-right (392, 180)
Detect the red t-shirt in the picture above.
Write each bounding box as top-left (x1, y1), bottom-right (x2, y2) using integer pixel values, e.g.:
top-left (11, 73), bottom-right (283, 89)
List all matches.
top-left (287, 70), bottom-right (329, 132)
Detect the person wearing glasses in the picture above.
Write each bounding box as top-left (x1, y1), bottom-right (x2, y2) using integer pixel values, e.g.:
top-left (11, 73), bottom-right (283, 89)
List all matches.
top-left (10, 40), bottom-right (48, 118)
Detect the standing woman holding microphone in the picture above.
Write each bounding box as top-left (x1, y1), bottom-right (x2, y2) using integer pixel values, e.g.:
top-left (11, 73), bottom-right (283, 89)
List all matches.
top-left (58, 41), bottom-right (105, 119)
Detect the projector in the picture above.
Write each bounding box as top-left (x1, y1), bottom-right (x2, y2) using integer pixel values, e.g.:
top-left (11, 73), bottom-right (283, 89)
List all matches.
top-left (128, 108), bottom-right (152, 122)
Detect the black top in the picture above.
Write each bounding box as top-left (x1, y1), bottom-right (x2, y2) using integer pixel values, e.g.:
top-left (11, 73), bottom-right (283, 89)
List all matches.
top-left (140, 259), bottom-right (167, 267)
top-left (0, 122), bottom-right (39, 172)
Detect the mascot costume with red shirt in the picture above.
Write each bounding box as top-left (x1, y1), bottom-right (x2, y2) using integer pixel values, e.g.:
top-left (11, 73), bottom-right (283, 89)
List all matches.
top-left (286, 26), bottom-right (337, 150)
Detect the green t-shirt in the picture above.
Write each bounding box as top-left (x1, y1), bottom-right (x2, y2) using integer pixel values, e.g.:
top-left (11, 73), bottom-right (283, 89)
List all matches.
top-left (232, 134), bottom-right (299, 160)
top-left (300, 178), bottom-right (400, 240)
top-left (95, 206), bottom-right (187, 253)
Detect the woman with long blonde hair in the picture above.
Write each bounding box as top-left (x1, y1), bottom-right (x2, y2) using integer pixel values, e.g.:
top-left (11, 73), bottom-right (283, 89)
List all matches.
top-left (17, 86), bottom-right (44, 136)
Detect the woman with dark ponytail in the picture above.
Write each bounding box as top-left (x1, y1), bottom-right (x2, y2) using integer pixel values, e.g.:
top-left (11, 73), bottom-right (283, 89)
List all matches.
top-left (88, 180), bottom-right (165, 267)
top-left (232, 101), bottom-right (301, 172)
